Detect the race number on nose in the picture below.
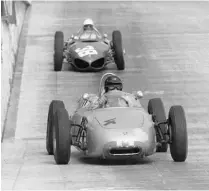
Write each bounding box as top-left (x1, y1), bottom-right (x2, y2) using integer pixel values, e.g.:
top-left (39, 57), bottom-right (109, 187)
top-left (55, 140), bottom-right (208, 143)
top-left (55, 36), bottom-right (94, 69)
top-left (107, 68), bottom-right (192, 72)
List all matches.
top-left (75, 46), bottom-right (98, 57)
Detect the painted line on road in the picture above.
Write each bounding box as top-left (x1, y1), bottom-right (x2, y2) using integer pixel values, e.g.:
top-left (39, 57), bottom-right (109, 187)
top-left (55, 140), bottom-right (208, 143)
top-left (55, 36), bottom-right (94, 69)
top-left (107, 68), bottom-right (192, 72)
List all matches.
top-left (143, 90), bottom-right (164, 95)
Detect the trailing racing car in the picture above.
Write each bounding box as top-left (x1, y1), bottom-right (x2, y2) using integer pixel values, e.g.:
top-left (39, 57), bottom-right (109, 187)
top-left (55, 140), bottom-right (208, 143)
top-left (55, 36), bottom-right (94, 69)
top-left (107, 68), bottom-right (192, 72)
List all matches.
top-left (46, 73), bottom-right (188, 164)
top-left (53, 19), bottom-right (125, 72)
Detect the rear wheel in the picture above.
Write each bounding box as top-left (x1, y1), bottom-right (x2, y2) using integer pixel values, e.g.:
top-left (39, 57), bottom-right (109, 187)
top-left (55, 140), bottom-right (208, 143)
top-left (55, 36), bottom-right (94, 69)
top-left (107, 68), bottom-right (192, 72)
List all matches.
top-left (54, 31), bottom-right (64, 71)
top-left (46, 100), bottom-right (65, 155)
top-left (148, 98), bottom-right (168, 152)
top-left (112, 30), bottom-right (125, 70)
top-left (169, 106), bottom-right (188, 162)
top-left (53, 108), bottom-right (71, 164)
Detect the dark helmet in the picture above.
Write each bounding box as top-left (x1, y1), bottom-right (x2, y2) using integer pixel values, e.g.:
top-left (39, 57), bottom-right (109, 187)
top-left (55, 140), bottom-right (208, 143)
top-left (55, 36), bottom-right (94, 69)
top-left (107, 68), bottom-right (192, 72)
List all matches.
top-left (104, 75), bottom-right (123, 92)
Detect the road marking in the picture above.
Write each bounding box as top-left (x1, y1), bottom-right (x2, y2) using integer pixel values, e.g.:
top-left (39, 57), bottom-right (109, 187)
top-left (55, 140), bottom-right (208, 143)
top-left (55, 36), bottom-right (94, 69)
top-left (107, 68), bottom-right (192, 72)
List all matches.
top-left (144, 90), bottom-right (164, 95)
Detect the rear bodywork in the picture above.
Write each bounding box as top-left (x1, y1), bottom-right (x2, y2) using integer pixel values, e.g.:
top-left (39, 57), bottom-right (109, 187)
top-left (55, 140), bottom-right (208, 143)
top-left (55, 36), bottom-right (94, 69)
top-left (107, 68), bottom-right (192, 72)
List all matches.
top-left (64, 32), bottom-right (114, 71)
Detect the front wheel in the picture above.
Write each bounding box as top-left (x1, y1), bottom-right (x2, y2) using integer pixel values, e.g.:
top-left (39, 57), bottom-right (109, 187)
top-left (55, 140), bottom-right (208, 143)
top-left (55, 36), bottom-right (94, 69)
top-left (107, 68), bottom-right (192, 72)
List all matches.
top-left (46, 100), bottom-right (65, 155)
top-left (112, 30), bottom-right (125, 70)
top-left (169, 105), bottom-right (188, 162)
top-left (54, 31), bottom-right (64, 71)
top-left (53, 108), bottom-right (71, 164)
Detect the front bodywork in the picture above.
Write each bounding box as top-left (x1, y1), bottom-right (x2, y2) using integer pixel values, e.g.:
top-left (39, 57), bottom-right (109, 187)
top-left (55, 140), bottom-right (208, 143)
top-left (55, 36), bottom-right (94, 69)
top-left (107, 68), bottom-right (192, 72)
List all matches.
top-left (64, 40), bottom-right (114, 72)
top-left (70, 107), bottom-right (156, 159)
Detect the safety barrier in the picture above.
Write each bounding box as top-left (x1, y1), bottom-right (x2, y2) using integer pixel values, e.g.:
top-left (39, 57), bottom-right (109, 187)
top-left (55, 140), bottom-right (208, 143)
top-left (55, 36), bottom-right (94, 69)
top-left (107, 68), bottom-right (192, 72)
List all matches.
top-left (1, 1), bottom-right (32, 134)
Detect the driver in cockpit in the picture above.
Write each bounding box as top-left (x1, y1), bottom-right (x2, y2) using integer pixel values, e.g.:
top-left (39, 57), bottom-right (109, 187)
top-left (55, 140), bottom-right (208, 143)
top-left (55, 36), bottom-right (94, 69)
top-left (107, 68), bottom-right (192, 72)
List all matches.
top-left (94, 75), bottom-right (143, 109)
top-left (77, 73), bottom-right (143, 110)
top-left (65, 18), bottom-right (110, 47)
top-left (83, 18), bottom-right (95, 31)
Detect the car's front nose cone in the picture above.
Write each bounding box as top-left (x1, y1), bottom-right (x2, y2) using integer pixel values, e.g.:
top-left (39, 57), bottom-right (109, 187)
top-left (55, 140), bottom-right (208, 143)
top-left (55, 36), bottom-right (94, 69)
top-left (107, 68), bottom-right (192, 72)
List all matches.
top-left (74, 59), bottom-right (89, 69)
top-left (109, 147), bottom-right (142, 156)
top-left (90, 58), bottom-right (105, 69)
top-left (102, 141), bottom-right (146, 159)
top-left (73, 58), bottom-right (105, 71)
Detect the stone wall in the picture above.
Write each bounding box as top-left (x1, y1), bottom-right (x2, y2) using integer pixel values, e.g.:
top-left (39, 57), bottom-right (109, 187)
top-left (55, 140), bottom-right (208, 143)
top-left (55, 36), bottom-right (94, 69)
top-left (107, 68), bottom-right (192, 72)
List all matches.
top-left (1, 1), bottom-right (31, 132)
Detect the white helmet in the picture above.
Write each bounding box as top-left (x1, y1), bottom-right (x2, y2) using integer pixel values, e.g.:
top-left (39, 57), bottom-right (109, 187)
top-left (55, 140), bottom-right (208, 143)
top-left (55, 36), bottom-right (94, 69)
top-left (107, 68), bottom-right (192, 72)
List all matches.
top-left (83, 18), bottom-right (94, 26)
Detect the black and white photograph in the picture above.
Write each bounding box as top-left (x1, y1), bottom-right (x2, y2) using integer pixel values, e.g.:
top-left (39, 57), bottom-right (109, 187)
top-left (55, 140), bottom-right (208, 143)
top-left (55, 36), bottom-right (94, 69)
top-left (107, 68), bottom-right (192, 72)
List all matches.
top-left (1, 0), bottom-right (209, 190)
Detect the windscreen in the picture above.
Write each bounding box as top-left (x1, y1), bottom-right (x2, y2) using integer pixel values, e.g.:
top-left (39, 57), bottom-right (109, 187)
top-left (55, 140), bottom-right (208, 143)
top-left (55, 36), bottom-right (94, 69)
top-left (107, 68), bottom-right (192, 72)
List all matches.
top-left (104, 96), bottom-right (129, 108)
top-left (79, 31), bottom-right (100, 41)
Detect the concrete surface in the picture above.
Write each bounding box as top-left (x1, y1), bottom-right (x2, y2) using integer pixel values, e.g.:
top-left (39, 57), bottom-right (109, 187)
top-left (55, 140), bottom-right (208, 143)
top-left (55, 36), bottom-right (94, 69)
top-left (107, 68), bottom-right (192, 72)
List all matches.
top-left (2, 1), bottom-right (209, 190)
top-left (1, 1), bottom-right (30, 134)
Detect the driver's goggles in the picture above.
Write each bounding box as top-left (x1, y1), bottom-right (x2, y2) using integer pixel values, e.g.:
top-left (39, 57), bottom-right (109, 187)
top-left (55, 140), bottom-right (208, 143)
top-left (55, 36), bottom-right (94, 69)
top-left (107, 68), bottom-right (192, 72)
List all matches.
top-left (108, 86), bottom-right (121, 90)
top-left (84, 25), bottom-right (93, 29)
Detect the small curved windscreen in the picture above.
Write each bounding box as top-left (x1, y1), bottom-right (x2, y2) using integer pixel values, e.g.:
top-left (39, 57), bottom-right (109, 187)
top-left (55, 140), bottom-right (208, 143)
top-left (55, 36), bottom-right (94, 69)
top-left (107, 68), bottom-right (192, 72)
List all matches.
top-left (102, 93), bottom-right (142, 109)
top-left (104, 97), bottom-right (129, 108)
top-left (79, 32), bottom-right (99, 41)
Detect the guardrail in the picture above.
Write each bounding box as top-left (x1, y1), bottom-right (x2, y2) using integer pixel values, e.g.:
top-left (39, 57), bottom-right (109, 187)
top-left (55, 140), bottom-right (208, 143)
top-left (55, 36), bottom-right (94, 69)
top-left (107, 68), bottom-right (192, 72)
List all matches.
top-left (1, 1), bottom-right (31, 24)
top-left (1, 0), bottom-right (32, 136)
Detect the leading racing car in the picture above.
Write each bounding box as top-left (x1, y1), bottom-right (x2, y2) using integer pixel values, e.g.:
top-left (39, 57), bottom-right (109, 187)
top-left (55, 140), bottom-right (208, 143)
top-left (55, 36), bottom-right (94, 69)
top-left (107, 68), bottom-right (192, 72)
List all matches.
top-left (46, 73), bottom-right (188, 164)
top-left (54, 18), bottom-right (125, 72)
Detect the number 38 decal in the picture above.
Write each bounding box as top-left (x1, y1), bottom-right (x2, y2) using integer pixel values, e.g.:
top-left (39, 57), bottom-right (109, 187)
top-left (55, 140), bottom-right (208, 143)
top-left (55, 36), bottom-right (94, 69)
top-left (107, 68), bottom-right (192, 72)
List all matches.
top-left (75, 46), bottom-right (98, 57)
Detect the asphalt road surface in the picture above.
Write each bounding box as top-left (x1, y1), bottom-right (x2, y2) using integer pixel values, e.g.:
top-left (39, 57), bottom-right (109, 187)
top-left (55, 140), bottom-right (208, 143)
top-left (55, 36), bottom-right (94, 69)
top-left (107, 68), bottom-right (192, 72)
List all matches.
top-left (2, 1), bottom-right (209, 190)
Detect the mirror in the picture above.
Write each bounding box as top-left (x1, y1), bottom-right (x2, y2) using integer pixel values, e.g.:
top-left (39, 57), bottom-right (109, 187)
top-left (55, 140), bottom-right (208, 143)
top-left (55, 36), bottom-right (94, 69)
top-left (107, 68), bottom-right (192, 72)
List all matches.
top-left (83, 93), bottom-right (89, 99)
top-left (136, 91), bottom-right (143, 99)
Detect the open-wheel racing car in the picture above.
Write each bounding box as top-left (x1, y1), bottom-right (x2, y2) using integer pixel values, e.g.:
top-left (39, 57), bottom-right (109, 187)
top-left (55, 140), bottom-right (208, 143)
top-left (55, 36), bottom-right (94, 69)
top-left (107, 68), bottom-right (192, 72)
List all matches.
top-left (53, 20), bottom-right (125, 72)
top-left (46, 73), bottom-right (188, 164)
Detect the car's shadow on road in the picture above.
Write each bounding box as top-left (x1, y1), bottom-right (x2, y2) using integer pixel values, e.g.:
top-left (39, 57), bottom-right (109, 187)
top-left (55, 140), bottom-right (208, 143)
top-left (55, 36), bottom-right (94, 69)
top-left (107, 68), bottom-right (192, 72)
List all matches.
top-left (41, 150), bottom-right (154, 165)
top-left (77, 156), bottom-right (153, 166)
top-left (69, 146), bottom-right (154, 166)
top-left (62, 66), bottom-right (116, 73)
top-left (50, 61), bottom-right (120, 73)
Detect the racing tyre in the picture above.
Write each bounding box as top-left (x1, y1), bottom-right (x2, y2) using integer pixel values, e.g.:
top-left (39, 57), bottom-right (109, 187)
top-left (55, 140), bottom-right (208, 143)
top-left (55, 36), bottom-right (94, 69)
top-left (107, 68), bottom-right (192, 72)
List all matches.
top-left (53, 108), bottom-right (72, 164)
top-left (169, 106), bottom-right (188, 162)
top-left (46, 100), bottom-right (65, 155)
top-left (148, 98), bottom-right (168, 152)
top-left (54, 31), bottom-right (64, 71)
top-left (112, 30), bottom-right (125, 70)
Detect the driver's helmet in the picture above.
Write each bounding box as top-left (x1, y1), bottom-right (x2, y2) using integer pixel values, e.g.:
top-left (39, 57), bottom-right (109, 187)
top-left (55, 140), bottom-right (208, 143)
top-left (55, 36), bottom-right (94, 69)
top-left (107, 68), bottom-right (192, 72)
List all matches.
top-left (83, 18), bottom-right (94, 31)
top-left (104, 75), bottom-right (123, 93)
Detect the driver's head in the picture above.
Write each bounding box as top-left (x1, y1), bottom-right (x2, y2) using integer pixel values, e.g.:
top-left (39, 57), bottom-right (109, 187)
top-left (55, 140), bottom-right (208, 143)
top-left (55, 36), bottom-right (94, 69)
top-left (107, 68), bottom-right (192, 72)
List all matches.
top-left (83, 18), bottom-right (94, 31)
top-left (104, 75), bottom-right (123, 93)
